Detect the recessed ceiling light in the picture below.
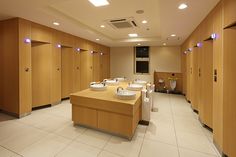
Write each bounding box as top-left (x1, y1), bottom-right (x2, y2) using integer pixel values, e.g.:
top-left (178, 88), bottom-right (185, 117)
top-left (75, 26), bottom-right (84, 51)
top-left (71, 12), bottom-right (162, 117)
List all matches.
top-left (96, 38), bottom-right (100, 41)
top-left (171, 34), bottom-right (176, 37)
top-left (163, 43), bottom-right (167, 46)
top-left (178, 3), bottom-right (188, 10)
top-left (53, 22), bottom-right (60, 26)
top-left (128, 33), bottom-right (138, 37)
top-left (89, 0), bottom-right (109, 7)
top-left (142, 20), bottom-right (147, 24)
top-left (137, 43), bottom-right (141, 46)
top-left (100, 25), bottom-right (105, 28)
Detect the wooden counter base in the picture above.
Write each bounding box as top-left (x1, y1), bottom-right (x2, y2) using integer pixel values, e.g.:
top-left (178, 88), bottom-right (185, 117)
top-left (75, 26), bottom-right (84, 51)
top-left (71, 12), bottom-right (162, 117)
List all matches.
top-left (71, 83), bottom-right (142, 139)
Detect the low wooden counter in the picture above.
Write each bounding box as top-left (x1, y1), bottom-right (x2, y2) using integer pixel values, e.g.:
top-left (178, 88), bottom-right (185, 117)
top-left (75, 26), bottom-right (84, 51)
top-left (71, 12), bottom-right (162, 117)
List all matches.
top-left (70, 82), bottom-right (142, 139)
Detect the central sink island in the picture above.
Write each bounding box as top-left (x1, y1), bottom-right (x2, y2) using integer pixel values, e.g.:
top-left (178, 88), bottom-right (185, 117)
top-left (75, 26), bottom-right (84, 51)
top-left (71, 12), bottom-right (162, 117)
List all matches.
top-left (70, 82), bottom-right (142, 139)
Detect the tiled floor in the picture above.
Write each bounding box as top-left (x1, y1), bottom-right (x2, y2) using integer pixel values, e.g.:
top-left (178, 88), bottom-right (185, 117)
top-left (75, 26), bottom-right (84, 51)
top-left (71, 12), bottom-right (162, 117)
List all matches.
top-left (0, 93), bottom-right (220, 157)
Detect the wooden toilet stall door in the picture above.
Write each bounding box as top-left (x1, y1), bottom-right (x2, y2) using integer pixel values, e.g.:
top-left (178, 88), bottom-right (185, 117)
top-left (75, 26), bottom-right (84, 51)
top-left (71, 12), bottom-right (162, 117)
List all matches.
top-left (61, 47), bottom-right (74, 99)
top-left (32, 42), bottom-right (51, 108)
top-left (80, 51), bottom-right (93, 90)
top-left (199, 40), bottom-right (213, 128)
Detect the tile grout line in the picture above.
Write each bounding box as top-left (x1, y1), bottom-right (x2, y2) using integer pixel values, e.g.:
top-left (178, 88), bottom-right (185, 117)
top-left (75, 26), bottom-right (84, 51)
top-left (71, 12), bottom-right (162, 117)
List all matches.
top-left (53, 128), bottom-right (88, 157)
top-left (199, 124), bottom-right (221, 157)
top-left (169, 94), bottom-right (181, 157)
top-left (0, 145), bottom-right (24, 157)
top-left (137, 127), bottom-right (147, 157)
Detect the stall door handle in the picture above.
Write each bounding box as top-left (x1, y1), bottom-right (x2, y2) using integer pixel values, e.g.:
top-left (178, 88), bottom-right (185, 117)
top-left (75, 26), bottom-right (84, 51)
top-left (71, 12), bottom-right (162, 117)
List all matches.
top-left (25, 67), bottom-right (30, 72)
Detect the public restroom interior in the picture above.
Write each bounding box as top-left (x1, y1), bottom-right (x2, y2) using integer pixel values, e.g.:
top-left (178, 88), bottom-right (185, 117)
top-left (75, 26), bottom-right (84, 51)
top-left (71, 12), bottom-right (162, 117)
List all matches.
top-left (0, 0), bottom-right (235, 157)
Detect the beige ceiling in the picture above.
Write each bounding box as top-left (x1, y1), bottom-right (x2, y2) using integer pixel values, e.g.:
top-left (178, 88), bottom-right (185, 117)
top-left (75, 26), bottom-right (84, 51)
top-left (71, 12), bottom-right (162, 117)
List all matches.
top-left (0, 0), bottom-right (219, 47)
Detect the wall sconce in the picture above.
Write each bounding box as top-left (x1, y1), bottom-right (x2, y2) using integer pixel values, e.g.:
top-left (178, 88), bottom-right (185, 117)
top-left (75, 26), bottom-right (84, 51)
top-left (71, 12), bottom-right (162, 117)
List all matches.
top-left (184, 51), bottom-right (187, 54)
top-left (90, 51), bottom-right (94, 54)
top-left (76, 48), bottom-right (81, 52)
top-left (197, 42), bottom-right (203, 48)
top-left (100, 52), bottom-right (104, 55)
top-left (56, 44), bottom-right (61, 48)
top-left (188, 48), bottom-right (193, 52)
top-left (24, 38), bottom-right (31, 44)
top-left (211, 33), bottom-right (218, 40)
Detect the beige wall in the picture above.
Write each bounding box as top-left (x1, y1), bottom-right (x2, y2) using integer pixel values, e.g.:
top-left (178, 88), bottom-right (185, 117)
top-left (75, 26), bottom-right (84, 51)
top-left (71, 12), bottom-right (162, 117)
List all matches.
top-left (110, 46), bottom-right (181, 83)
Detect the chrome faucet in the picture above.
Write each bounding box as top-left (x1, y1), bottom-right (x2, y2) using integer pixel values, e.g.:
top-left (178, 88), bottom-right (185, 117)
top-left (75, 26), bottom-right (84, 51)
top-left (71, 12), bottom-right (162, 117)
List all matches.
top-left (117, 87), bottom-right (124, 93)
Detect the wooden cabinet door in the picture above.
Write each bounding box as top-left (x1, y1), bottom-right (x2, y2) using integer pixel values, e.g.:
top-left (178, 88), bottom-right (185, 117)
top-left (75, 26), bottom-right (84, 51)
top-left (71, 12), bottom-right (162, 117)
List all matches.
top-left (73, 51), bottom-right (81, 92)
top-left (80, 51), bottom-right (93, 90)
top-left (61, 47), bottom-right (74, 98)
top-left (224, 0), bottom-right (236, 27)
top-left (32, 43), bottom-right (51, 107)
top-left (223, 27), bottom-right (236, 157)
top-left (200, 40), bottom-right (213, 128)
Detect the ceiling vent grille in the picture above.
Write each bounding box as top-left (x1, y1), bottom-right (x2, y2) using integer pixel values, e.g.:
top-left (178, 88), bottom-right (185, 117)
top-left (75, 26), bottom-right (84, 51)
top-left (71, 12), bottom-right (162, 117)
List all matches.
top-left (107, 17), bottom-right (138, 29)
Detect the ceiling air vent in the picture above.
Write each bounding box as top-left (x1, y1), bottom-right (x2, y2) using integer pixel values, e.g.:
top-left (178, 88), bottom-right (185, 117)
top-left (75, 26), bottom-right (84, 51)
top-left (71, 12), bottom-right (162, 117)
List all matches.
top-left (107, 17), bottom-right (138, 29)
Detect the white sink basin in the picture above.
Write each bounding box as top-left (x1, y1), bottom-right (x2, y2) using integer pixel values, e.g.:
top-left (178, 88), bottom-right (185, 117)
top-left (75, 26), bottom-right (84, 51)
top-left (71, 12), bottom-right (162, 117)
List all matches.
top-left (116, 90), bottom-right (136, 100)
top-left (127, 84), bottom-right (143, 91)
top-left (104, 79), bottom-right (119, 86)
top-left (114, 77), bottom-right (125, 82)
top-left (133, 80), bottom-right (147, 85)
top-left (90, 83), bottom-right (107, 91)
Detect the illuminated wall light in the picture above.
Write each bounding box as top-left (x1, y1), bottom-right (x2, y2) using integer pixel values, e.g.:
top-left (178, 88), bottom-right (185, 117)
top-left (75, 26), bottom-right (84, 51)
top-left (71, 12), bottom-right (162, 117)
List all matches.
top-left (211, 33), bottom-right (218, 40)
top-left (56, 44), bottom-right (61, 48)
top-left (184, 51), bottom-right (188, 54)
top-left (76, 48), bottom-right (81, 52)
top-left (188, 48), bottom-right (193, 52)
top-left (91, 51), bottom-right (94, 54)
top-left (24, 38), bottom-right (31, 43)
top-left (197, 42), bottom-right (203, 48)
top-left (100, 52), bottom-right (104, 55)
top-left (178, 3), bottom-right (188, 10)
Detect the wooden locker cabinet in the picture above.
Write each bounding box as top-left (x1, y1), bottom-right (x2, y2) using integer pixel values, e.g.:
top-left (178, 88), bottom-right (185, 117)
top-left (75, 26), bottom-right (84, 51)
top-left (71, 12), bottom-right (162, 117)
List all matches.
top-left (223, 27), bottom-right (236, 157)
top-left (223, 0), bottom-right (236, 27)
top-left (50, 30), bottom-right (62, 104)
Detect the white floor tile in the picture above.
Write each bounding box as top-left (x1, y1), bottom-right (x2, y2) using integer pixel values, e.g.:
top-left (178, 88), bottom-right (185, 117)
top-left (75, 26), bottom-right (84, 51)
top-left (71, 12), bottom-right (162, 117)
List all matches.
top-left (55, 122), bottom-right (86, 140)
top-left (0, 93), bottom-right (221, 157)
top-left (55, 141), bottom-right (101, 157)
top-left (20, 134), bottom-right (71, 157)
top-left (179, 148), bottom-right (218, 157)
top-left (0, 126), bottom-right (47, 153)
top-left (140, 139), bottom-right (179, 157)
top-left (98, 151), bottom-right (121, 157)
top-left (176, 132), bottom-right (217, 155)
top-left (104, 135), bottom-right (143, 157)
top-left (145, 120), bottom-right (177, 145)
top-left (0, 146), bottom-right (16, 157)
top-left (76, 129), bottom-right (111, 149)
